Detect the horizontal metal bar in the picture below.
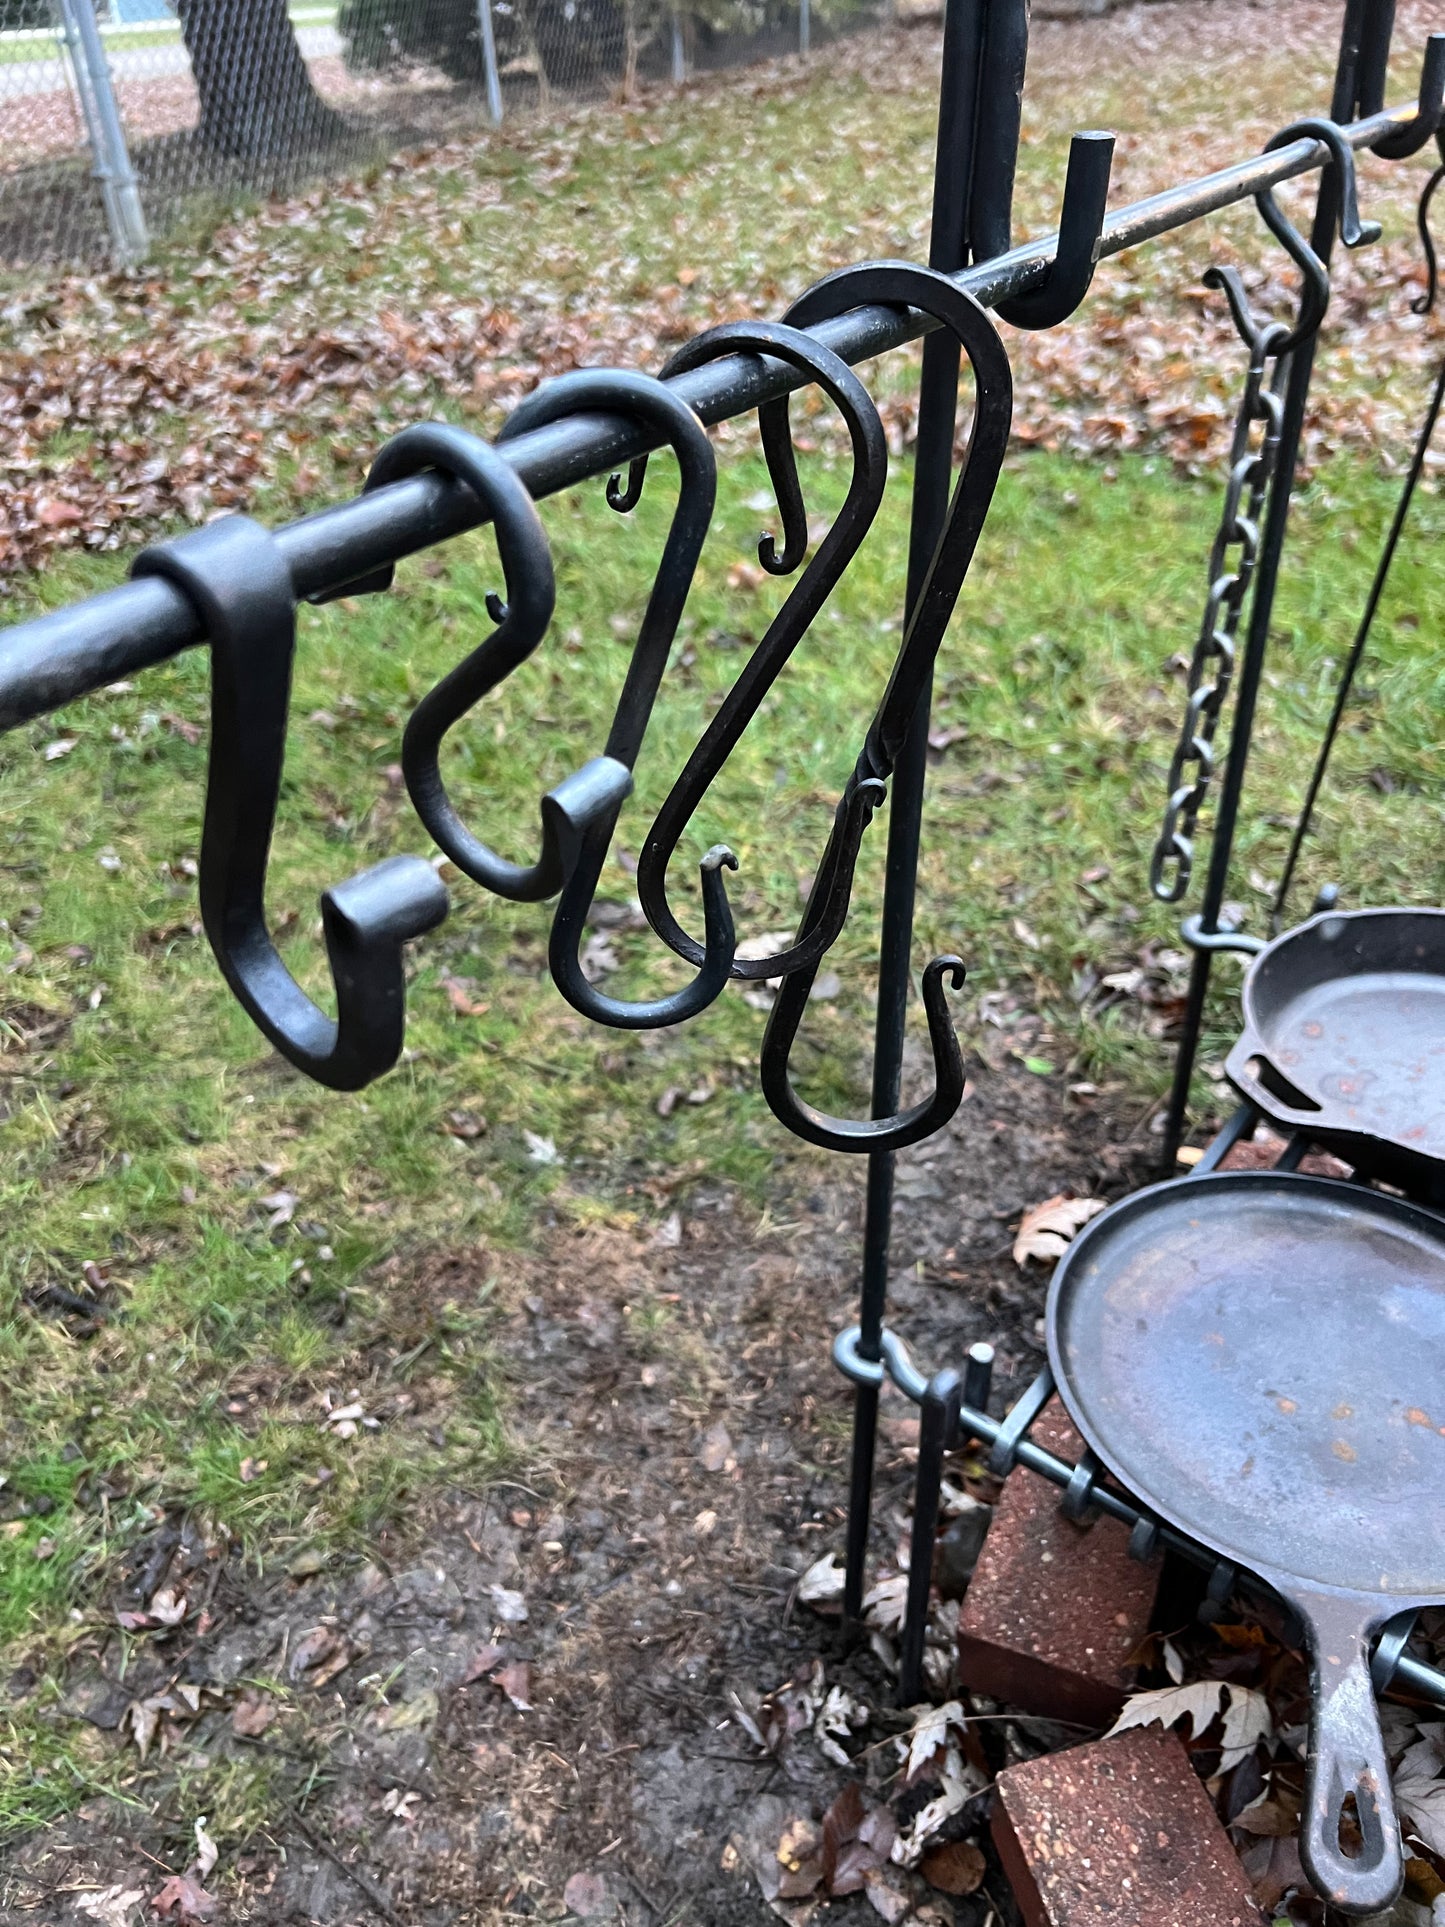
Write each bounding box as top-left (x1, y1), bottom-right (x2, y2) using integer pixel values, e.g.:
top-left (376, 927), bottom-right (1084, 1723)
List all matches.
top-left (0, 99), bottom-right (1413, 736)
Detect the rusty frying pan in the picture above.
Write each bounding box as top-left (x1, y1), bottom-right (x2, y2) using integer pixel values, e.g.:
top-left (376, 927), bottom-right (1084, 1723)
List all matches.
top-left (1046, 1169), bottom-right (1445, 1916)
top-left (1225, 907), bottom-right (1445, 1201)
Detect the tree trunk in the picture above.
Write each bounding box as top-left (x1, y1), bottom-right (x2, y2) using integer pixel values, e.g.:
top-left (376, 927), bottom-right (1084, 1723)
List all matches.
top-left (178, 0), bottom-right (346, 161)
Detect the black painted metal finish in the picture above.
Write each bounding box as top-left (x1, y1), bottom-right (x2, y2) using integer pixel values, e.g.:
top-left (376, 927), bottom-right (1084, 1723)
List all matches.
top-left (1046, 1170), bottom-right (1445, 1915)
top-left (131, 517), bottom-right (449, 1089)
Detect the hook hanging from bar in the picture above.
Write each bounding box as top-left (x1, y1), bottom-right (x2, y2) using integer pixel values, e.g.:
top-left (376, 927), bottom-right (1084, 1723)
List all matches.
top-left (1372, 33), bottom-right (1445, 159)
top-left (363, 421), bottom-right (632, 903)
top-left (1414, 131), bottom-right (1445, 313)
top-left (993, 131), bottom-right (1115, 331)
top-left (496, 369), bottom-right (738, 1030)
top-left (132, 517), bottom-right (448, 1091)
top-left (1252, 116), bottom-right (1379, 356)
top-left (752, 260), bottom-right (1012, 1152)
top-left (631, 321), bottom-right (890, 982)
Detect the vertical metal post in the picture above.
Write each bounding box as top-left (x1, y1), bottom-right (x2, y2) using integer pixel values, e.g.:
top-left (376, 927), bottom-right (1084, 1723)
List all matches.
top-left (671, 11), bottom-right (686, 83)
top-left (476, 0), bottom-right (504, 124)
top-left (842, 0), bottom-right (992, 1627)
top-left (799, 0), bottom-right (811, 57)
top-left (1160, 0), bottom-right (1385, 1163)
top-left (55, 0), bottom-right (148, 264)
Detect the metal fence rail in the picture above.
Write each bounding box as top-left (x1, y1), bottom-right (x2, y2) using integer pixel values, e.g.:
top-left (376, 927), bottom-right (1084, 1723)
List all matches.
top-left (0, 0), bottom-right (885, 270)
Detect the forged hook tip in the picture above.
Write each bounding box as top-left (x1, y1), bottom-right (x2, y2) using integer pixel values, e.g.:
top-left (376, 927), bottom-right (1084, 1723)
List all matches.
top-left (701, 844), bottom-right (740, 875)
top-left (606, 460), bottom-right (648, 514)
top-left (485, 589), bottom-right (509, 623)
top-left (757, 528), bottom-right (799, 576)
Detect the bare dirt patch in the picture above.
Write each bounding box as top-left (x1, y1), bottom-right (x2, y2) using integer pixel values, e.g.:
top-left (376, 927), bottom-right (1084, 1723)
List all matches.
top-left (1, 1042), bottom-right (1156, 1924)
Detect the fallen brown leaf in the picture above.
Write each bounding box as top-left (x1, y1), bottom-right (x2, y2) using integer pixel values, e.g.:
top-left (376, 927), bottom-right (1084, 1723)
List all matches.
top-left (920, 1838), bottom-right (986, 1894)
top-left (1012, 1192), bottom-right (1107, 1267)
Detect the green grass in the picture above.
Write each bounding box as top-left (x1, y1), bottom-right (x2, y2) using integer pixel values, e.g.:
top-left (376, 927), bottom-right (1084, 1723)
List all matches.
top-left (3, 6), bottom-right (1445, 1847)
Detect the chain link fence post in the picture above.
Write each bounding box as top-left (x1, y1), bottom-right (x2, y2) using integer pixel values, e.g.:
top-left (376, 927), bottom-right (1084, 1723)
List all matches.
top-left (54, 0), bottom-right (148, 262)
top-left (475, 0), bottom-right (503, 123)
top-left (799, 0), bottom-right (811, 57)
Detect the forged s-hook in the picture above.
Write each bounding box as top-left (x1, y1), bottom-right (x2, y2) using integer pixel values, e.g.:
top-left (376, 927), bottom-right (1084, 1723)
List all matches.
top-left (133, 516), bottom-right (448, 1091)
top-left (631, 321), bottom-right (890, 983)
top-left (1415, 129), bottom-right (1445, 314)
top-left (365, 421), bottom-right (633, 902)
top-left (496, 368), bottom-right (738, 1030)
top-left (1250, 117), bottom-right (1380, 358)
top-left (754, 260), bottom-right (1013, 1153)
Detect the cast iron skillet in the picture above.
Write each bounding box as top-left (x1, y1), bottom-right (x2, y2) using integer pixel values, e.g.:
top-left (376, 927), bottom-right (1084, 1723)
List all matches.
top-left (1226, 907), bottom-right (1445, 1201)
top-left (1046, 1169), bottom-right (1445, 1917)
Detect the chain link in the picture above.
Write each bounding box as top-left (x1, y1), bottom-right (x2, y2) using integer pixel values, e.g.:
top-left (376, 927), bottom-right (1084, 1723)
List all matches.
top-left (1150, 331), bottom-right (1288, 903)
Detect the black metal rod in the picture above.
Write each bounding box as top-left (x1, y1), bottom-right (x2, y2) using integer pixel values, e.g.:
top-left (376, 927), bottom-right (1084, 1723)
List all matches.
top-left (1272, 349), bottom-right (1445, 925)
top-left (1161, 9), bottom-right (1383, 1165)
top-left (0, 103), bottom-right (1418, 738)
top-left (843, 0), bottom-right (989, 1627)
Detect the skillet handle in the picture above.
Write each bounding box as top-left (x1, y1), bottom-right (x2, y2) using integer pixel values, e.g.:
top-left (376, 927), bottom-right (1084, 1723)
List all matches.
top-left (1224, 1030), bottom-right (1327, 1129)
top-left (1296, 1589), bottom-right (1404, 1918)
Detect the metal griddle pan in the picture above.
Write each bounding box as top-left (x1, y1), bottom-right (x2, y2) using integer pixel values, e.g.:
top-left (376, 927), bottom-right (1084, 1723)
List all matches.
top-left (1225, 907), bottom-right (1445, 1199)
top-left (1046, 1170), bottom-right (1445, 1916)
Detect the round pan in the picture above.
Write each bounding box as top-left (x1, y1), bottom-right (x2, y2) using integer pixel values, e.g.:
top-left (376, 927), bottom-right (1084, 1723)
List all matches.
top-left (1225, 907), bottom-right (1445, 1198)
top-left (1046, 1170), bottom-right (1445, 1917)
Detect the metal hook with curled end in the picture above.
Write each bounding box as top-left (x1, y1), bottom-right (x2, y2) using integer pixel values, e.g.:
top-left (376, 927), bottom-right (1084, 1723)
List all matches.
top-left (754, 260), bottom-right (1013, 1153)
top-left (1413, 129), bottom-right (1445, 315)
top-left (1245, 117), bottom-right (1380, 359)
top-left (132, 517), bottom-right (448, 1091)
top-left (364, 422), bottom-right (632, 902)
top-left (496, 368), bottom-right (738, 1030)
top-left (626, 322), bottom-right (889, 983)
top-left (993, 130), bottom-right (1115, 332)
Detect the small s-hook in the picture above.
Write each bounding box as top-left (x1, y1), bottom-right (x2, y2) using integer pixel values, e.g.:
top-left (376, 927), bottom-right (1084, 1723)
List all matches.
top-left (633, 320), bottom-right (890, 983)
top-left (365, 421), bottom-right (633, 903)
top-left (1248, 117), bottom-right (1380, 358)
top-left (497, 368), bottom-right (738, 1029)
top-left (133, 516), bottom-right (447, 1091)
top-left (751, 260), bottom-right (1013, 1153)
top-left (994, 130), bottom-right (1115, 331)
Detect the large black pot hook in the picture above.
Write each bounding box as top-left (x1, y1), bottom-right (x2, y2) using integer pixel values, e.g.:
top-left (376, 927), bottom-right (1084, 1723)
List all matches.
top-left (497, 368), bottom-right (738, 1030)
top-left (994, 131), bottom-right (1115, 331)
top-left (365, 421), bottom-right (632, 902)
top-left (630, 321), bottom-right (890, 983)
top-left (754, 260), bottom-right (1013, 1152)
top-left (132, 517), bottom-right (447, 1091)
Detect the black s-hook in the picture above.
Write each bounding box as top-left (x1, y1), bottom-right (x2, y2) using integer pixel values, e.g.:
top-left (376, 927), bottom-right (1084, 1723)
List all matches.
top-left (133, 517), bottom-right (448, 1091)
top-left (757, 261), bottom-right (1014, 1152)
top-left (496, 369), bottom-right (737, 1029)
top-left (365, 421), bottom-right (633, 902)
top-left (631, 321), bottom-right (890, 982)
top-left (1249, 117), bottom-right (1379, 358)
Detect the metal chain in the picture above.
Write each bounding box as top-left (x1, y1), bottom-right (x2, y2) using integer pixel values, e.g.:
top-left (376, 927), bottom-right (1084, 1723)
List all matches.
top-left (1149, 328), bottom-right (1288, 903)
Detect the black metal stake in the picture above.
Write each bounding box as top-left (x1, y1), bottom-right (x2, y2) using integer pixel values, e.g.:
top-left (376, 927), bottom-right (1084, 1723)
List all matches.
top-left (842, 0), bottom-right (993, 1626)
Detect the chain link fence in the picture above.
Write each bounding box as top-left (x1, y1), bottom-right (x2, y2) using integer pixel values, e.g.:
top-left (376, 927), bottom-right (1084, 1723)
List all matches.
top-left (0, 0), bottom-right (885, 271)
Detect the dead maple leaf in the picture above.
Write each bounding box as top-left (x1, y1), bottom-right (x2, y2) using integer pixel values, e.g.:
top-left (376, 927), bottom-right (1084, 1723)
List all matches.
top-left (1012, 1193), bottom-right (1107, 1266)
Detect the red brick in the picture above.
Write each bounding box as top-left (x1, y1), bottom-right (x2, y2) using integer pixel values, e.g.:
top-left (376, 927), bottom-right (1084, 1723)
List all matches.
top-left (956, 1403), bottom-right (1159, 1726)
top-left (992, 1725), bottom-right (1262, 1927)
